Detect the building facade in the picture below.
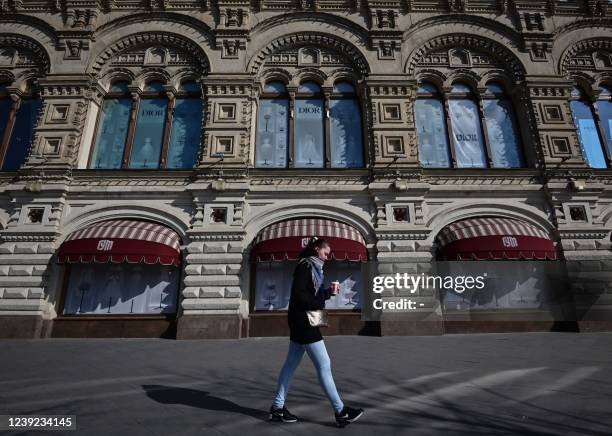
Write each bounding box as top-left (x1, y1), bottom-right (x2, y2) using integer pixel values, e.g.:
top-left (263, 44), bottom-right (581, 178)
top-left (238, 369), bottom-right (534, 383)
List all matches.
top-left (1, 0), bottom-right (611, 339)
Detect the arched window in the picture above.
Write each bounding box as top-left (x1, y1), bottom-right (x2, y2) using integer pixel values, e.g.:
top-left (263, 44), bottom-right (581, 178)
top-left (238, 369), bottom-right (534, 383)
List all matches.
top-left (330, 81), bottom-right (364, 168)
top-left (415, 80), bottom-right (525, 169)
top-left (89, 79), bottom-right (203, 169)
top-left (255, 81), bottom-right (289, 168)
top-left (569, 87), bottom-right (609, 169)
top-left (295, 81), bottom-right (325, 168)
top-left (415, 83), bottom-right (451, 168)
top-left (448, 82), bottom-right (487, 168)
top-left (0, 82), bottom-right (42, 171)
top-left (255, 79), bottom-right (365, 169)
top-left (482, 83), bottom-right (524, 168)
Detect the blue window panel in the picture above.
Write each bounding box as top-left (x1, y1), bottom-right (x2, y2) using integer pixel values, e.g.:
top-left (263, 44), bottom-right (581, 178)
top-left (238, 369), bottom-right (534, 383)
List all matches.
top-left (415, 99), bottom-right (451, 168)
top-left (295, 99), bottom-right (324, 168)
top-left (0, 98), bottom-right (11, 146)
top-left (167, 98), bottom-right (202, 169)
top-left (179, 81), bottom-right (200, 93)
top-left (571, 100), bottom-right (607, 169)
top-left (417, 83), bottom-right (439, 94)
top-left (263, 81), bottom-right (287, 94)
top-left (256, 98), bottom-right (288, 168)
top-left (333, 82), bottom-right (355, 93)
top-left (89, 98), bottom-right (131, 169)
top-left (330, 99), bottom-right (364, 168)
top-left (486, 83), bottom-right (505, 95)
top-left (144, 81), bottom-right (165, 93)
top-left (298, 81), bottom-right (321, 93)
top-left (3, 98), bottom-right (41, 171)
top-left (483, 99), bottom-right (524, 168)
top-left (110, 81), bottom-right (129, 93)
top-left (129, 98), bottom-right (167, 169)
top-left (451, 83), bottom-right (473, 94)
top-left (596, 99), bottom-right (612, 158)
top-left (449, 99), bottom-right (487, 168)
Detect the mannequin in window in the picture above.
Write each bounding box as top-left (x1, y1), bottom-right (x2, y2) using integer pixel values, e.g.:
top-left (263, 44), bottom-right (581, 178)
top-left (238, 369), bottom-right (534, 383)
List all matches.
top-left (299, 133), bottom-right (319, 165)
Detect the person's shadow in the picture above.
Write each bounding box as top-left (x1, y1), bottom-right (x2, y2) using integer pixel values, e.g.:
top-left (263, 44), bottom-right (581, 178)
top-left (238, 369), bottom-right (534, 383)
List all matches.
top-left (142, 385), bottom-right (266, 422)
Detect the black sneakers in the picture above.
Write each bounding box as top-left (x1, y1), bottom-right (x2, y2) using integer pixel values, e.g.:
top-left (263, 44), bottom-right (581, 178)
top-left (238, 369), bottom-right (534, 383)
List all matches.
top-left (269, 405), bottom-right (298, 423)
top-left (334, 406), bottom-right (364, 428)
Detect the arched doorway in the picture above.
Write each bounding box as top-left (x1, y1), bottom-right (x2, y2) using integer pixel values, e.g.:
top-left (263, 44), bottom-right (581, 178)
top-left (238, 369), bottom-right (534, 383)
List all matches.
top-left (248, 217), bottom-right (373, 337)
top-left (52, 219), bottom-right (182, 338)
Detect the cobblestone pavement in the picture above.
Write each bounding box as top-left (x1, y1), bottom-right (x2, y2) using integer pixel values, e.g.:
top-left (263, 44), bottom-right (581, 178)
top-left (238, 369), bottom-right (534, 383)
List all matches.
top-left (1, 333), bottom-right (611, 436)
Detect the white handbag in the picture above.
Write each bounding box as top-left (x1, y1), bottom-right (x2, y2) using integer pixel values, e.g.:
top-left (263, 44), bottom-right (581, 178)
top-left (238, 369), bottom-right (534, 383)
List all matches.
top-left (306, 309), bottom-right (328, 327)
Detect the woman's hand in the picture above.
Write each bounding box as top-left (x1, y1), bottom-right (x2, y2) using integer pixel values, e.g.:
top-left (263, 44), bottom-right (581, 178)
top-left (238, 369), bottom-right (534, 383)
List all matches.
top-left (325, 282), bottom-right (340, 299)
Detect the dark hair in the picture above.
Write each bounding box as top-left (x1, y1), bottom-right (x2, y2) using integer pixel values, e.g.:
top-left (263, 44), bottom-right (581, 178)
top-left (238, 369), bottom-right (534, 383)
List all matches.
top-left (298, 236), bottom-right (330, 259)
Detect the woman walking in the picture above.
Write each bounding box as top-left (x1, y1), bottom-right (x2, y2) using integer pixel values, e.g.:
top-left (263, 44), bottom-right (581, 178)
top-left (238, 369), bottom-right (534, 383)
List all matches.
top-left (269, 236), bottom-right (364, 428)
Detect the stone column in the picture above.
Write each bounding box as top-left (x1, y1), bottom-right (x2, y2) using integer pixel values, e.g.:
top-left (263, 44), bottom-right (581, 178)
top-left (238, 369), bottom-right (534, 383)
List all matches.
top-left (177, 180), bottom-right (249, 339)
top-left (370, 181), bottom-right (444, 335)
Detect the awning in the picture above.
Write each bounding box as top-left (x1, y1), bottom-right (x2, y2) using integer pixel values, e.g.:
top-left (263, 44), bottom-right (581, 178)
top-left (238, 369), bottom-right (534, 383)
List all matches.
top-left (251, 218), bottom-right (367, 262)
top-left (57, 220), bottom-right (181, 266)
top-left (437, 217), bottom-right (557, 261)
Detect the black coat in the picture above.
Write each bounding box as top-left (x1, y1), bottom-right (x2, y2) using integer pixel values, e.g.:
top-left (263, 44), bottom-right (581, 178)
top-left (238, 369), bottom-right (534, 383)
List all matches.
top-left (287, 260), bottom-right (331, 344)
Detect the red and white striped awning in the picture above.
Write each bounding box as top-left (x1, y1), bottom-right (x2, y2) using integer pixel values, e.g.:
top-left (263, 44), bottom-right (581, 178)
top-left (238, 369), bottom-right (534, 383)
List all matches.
top-left (57, 220), bottom-right (181, 266)
top-left (437, 217), bottom-right (557, 261)
top-left (251, 218), bottom-right (368, 262)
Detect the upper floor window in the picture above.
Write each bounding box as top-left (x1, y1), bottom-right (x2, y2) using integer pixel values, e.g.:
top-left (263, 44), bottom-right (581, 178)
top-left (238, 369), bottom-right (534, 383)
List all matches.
top-left (415, 81), bottom-right (524, 169)
top-left (295, 81), bottom-right (325, 168)
top-left (330, 82), bottom-right (364, 168)
top-left (255, 79), bottom-right (364, 169)
top-left (595, 86), bottom-right (612, 163)
top-left (415, 84), bottom-right (451, 168)
top-left (89, 79), bottom-right (203, 169)
top-left (255, 81), bottom-right (289, 168)
top-left (448, 82), bottom-right (488, 168)
top-left (482, 83), bottom-right (525, 168)
top-left (0, 83), bottom-right (41, 171)
top-left (569, 86), bottom-right (610, 169)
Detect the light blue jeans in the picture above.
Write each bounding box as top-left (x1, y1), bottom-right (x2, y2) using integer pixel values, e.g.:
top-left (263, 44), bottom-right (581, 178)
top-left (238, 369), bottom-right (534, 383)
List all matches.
top-left (273, 340), bottom-right (344, 413)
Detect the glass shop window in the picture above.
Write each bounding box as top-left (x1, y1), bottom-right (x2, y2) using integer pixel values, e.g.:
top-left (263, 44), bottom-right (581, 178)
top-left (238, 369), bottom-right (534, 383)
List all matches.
top-left (62, 263), bottom-right (180, 315)
top-left (253, 260), bottom-right (363, 311)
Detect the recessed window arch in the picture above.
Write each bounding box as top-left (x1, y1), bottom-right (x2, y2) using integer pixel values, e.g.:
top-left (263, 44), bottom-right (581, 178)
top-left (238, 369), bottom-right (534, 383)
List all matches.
top-left (569, 86), bottom-right (609, 169)
top-left (89, 78), bottom-right (203, 169)
top-left (0, 82), bottom-right (42, 171)
top-left (414, 79), bottom-right (525, 169)
top-left (255, 80), bottom-right (289, 168)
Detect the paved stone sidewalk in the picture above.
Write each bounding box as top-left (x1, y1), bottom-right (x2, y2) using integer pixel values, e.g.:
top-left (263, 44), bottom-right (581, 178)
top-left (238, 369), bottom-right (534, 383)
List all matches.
top-left (1, 333), bottom-right (611, 435)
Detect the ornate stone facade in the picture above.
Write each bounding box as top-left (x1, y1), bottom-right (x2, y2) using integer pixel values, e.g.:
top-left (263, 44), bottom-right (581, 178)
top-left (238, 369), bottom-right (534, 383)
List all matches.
top-left (1, 0), bottom-right (611, 338)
